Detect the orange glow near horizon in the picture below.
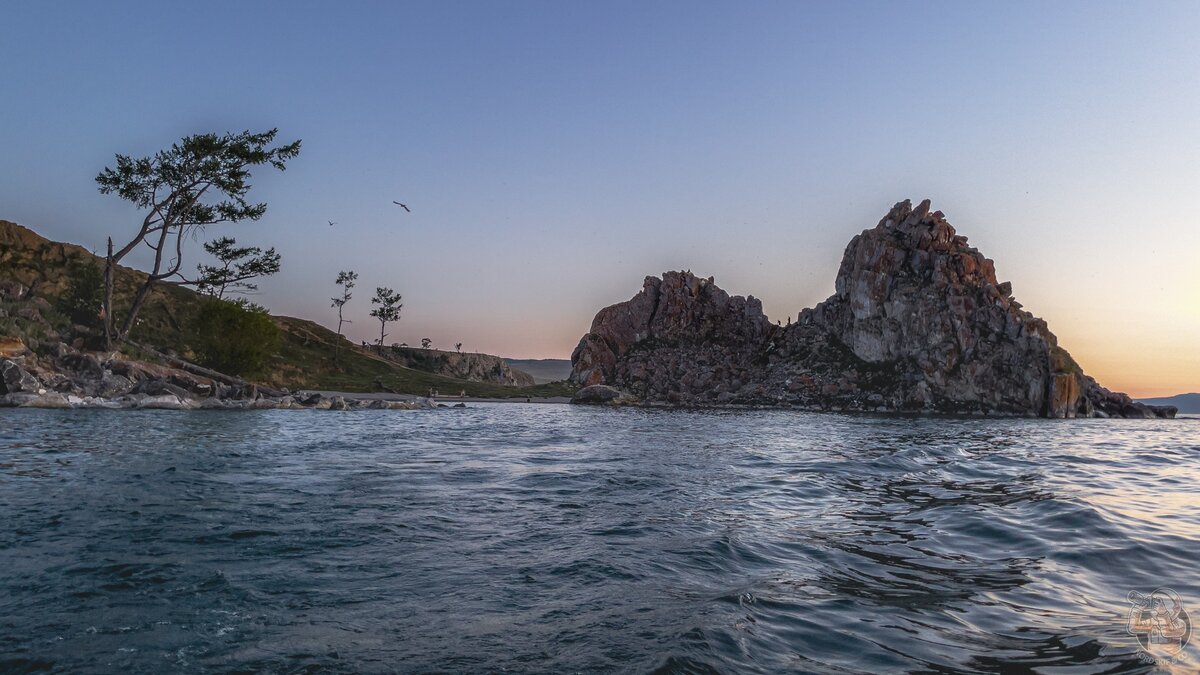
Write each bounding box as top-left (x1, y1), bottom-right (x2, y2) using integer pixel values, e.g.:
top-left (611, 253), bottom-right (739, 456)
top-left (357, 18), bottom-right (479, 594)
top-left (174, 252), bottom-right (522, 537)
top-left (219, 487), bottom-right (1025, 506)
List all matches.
top-left (1048, 308), bottom-right (1200, 399)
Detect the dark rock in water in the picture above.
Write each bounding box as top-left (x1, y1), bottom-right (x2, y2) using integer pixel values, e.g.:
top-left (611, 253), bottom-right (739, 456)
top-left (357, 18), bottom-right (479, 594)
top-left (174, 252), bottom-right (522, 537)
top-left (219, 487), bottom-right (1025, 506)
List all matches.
top-left (569, 199), bottom-right (1174, 419)
top-left (571, 384), bottom-right (638, 405)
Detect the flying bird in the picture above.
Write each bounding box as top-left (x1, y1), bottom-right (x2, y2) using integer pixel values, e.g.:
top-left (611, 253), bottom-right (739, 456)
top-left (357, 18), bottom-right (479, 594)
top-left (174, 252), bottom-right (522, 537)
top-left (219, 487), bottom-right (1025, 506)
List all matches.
top-left (328, 220), bottom-right (336, 227)
top-left (392, 201), bottom-right (411, 212)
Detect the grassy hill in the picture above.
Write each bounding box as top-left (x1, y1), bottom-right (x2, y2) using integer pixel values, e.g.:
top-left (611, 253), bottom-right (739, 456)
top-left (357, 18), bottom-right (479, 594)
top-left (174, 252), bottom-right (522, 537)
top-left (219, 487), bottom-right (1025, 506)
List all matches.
top-left (269, 315), bottom-right (572, 397)
top-left (0, 219), bottom-right (575, 398)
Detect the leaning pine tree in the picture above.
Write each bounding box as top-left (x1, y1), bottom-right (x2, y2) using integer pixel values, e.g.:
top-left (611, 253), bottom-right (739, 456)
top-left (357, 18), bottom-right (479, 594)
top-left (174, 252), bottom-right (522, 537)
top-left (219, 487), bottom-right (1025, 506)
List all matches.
top-left (95, 129), bottom-right (301, 347)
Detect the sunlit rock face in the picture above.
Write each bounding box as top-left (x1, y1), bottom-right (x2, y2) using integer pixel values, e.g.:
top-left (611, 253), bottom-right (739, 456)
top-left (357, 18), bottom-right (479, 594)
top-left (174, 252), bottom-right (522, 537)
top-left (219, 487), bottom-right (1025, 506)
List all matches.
top-left (816, 198), bottom-right (1053, 414)
top-left (569, 199), bottom-right (1175, 418)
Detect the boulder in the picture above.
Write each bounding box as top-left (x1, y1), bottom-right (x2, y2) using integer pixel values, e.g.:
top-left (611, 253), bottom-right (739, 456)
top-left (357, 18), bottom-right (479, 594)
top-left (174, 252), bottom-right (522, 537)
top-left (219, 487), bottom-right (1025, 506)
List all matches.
top-left (95, 372), bottom-right (135, 398)
top-left (246, 398), bottom-right (280, 410)
top-left (0, 358), bottom-right (41, 395)
top-left (135, 394), bottom-right (196, 410)
top-left (135, 378), bottom-right (192, 400)
top-left (571, 384), bottom-right (638, 405)
top-left (12, 392), bottom-right (71, 408)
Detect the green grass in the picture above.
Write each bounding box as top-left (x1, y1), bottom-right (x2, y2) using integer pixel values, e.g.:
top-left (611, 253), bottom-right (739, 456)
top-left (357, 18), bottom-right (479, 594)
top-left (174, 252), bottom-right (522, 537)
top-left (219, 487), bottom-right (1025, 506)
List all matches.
top-left (271, 316), bottom-right (576, 397)
top-left (1050, 344), bottom-right (1083, 376)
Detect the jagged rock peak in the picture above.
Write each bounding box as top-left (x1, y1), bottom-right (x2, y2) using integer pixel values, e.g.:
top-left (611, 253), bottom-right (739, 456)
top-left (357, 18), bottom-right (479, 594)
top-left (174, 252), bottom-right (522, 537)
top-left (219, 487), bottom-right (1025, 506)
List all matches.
top-left (876, 198), bottom-right (944, 228)
top-left (836, 198), bottom-right (1001, 304)
top-left (570, 270), bottom-right (770, 387)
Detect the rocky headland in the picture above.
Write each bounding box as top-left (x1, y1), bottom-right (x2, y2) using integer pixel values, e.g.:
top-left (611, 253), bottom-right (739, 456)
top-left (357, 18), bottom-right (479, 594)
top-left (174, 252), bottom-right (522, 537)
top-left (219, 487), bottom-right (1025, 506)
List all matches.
top-left (0, 217), bottom-right (570, 406)
top-left (382, 346), bottom-right (535, 386)
top-left (570, 199), bottom-right (1176, 419)
top-left (0, 337), bottom-right (437, 410)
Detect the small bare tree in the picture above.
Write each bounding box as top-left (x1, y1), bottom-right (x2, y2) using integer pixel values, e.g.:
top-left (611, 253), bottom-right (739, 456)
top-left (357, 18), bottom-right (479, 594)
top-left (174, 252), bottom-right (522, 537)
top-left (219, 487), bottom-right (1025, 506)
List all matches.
top-left (455, 342), bottom-right (463, 353)
top-left (330, 270), bottom-right (357, 363)
top-left (369, 287), bottom-right (403, 351)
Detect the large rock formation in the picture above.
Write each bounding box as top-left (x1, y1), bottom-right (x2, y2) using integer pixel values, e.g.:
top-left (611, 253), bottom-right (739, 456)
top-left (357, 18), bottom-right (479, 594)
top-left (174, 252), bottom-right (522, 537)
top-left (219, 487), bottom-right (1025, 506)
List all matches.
top-left (570, 199), bottom-right (1175, 418)
top-left (571, 272), bottom-right (771, 404)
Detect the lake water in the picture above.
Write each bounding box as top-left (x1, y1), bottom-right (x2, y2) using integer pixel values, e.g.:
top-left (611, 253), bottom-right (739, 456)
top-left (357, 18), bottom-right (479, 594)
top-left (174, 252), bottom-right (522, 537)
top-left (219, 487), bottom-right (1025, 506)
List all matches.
top-left (2, 406), bottom-right (1198, 673)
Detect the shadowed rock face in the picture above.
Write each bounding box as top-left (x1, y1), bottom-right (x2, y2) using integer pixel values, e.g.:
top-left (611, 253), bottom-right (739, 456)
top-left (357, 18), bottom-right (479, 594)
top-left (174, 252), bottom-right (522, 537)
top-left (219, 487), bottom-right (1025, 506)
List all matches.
top-left (569, 199), bottom-right (1175, 418)
top-left (570, 272), bottom-right (770, 394)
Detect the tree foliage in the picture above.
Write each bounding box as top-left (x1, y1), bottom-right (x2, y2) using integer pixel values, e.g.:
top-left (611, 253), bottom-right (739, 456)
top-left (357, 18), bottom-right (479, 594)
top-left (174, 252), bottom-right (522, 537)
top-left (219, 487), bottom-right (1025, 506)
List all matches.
top-left (190, 298), bottom-right (280, 376)
top-left (193, 236), bottom-right (281, 298)
top-left (57, 257), bottom-right (105, 328)
top-left (96, 128), bottom-right (300, 345)
top-left (369, 287), bottom-right (403, 349)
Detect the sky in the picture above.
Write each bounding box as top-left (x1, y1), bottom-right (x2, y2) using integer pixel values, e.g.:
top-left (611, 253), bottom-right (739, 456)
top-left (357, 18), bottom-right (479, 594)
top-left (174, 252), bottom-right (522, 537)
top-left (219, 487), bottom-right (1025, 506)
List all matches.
top-left (1, 1), bottom-right (1197, 397)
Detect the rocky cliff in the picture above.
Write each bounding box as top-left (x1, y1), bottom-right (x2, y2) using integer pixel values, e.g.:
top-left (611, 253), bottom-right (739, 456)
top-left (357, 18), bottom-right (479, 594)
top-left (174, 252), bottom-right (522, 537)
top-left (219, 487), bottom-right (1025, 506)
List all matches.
top-left (383, 346), bottom-right (535, 386)
top-left (570, 200), bottom-right (1175, 418)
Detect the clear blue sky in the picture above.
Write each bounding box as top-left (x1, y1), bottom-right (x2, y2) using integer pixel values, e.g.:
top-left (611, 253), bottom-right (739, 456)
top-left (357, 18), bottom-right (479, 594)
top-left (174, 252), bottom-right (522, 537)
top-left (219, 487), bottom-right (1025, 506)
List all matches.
top-left (1, 1), bottom-right (1197, 394)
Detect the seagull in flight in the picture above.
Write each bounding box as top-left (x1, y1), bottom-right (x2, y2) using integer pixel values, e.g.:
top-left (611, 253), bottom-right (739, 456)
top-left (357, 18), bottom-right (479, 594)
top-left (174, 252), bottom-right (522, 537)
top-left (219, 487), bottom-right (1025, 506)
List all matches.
top-left (328, 220), bottom-right (336, 227)
top-left (392, 201), bottom-right (411, 212)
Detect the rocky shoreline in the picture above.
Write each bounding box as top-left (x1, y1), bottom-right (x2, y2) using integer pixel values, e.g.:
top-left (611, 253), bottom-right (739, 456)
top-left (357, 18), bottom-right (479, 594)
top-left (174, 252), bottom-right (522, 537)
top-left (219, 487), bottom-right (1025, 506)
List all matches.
top-left (0, 340), bottom-right (440, 411)
top-left (569, 200), bottom-right (1176, 419)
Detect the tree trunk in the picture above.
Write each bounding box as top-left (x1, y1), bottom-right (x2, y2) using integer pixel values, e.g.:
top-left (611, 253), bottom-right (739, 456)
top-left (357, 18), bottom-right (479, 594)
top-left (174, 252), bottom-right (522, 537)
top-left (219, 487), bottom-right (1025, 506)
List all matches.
top-left (125, 339), bottom-right (285, 398)
top-left (334, 314), bottom-right (344, 365)
top-left (118, 278), bottom-right (157, 341)
top-left (103, 238), bottom-right (115, 350)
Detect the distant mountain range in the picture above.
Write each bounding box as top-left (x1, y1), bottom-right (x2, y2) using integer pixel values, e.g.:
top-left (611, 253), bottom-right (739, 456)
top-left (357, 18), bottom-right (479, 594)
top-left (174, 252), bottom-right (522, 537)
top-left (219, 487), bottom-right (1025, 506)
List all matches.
top-left (1136, 393), bottom-right (1200, 414)
top-left (504, 358), bottom-right (572, 384)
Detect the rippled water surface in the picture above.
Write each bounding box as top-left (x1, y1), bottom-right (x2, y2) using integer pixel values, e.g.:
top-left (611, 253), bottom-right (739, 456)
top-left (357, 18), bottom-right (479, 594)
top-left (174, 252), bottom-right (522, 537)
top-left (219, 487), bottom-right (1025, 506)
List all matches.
top-left (2, 406), bottom-right (1198, 673)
